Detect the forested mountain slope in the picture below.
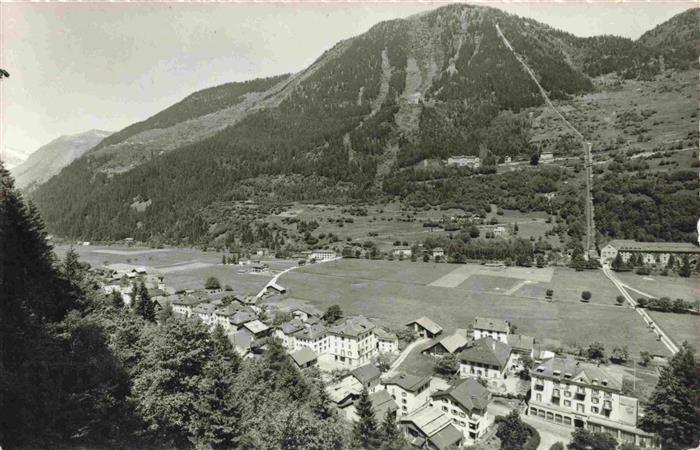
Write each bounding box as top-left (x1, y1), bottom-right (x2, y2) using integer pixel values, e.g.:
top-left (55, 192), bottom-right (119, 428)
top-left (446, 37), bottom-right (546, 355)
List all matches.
top-left (31, 4), bottom-right (698, 246)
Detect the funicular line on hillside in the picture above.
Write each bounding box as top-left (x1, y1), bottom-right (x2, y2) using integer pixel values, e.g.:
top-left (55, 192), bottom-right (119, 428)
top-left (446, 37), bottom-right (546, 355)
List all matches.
top-left (495, 23), bottom-right (596, 259)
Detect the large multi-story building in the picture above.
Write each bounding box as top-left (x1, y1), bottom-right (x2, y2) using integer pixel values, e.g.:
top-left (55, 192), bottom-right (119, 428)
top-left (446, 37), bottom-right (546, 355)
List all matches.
top-left (528, 356), bottom-right (656, 447)
top-left (459, 337), bottom-right (514, 384)
top-left (310, 249), bottom-right (337, 261)
top-left (384, 373), bottom-right (433, 416)
top-left (600, 240), bottom-right (699, 266)
top-left (328, 315), bottom-right (378, 368)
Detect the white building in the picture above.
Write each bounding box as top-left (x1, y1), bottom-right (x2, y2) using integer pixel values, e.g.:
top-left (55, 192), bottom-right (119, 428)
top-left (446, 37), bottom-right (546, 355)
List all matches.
top-left (459, 338), bottom-right (514, 389)
top-left (529, 356), bottom-right (656, 447)
top-left (375, 328), bottom-right (399, 354)
top-left (384, 373), bottom-right (432, 416)
top-left (310, 249), bottom-right (337, 261)
top-left (432, 247), bottom-right (445, 259)
top-left (328, 316), bottom-right (378, 368)
top-left (447, 155), bottom-right (481, 169)
top-left (600, 240), bottom-right (699, 266)
top-left (472, 317), bottom-right (511, 343)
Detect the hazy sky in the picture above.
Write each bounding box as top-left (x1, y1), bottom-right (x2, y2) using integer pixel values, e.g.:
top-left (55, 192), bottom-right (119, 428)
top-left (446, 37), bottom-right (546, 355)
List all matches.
top-left (0, 1), bottom-right (694, 155)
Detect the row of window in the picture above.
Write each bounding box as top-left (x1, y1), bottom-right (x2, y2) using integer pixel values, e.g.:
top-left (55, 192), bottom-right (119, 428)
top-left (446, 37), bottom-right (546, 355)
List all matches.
top-left (529, 407), bottom-right (573, 426)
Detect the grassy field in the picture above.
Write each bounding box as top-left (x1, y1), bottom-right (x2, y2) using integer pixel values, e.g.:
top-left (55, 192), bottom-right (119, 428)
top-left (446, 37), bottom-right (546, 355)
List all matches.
top-left (647, 311), bottom-right (699, 349)
top-left (56, 245), bottom-right (292, 295)
top-left (615, 272), bottom-right (698, 301)
top-left (272, 259), bottom-right (669, 356)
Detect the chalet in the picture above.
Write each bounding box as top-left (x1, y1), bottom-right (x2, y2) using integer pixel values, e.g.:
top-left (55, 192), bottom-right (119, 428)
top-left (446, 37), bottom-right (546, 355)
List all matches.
top-left (384, 373), bottom-right (432, 416)
top-left (540, 152), bottom-right (554, 163)
top-left (289, 347), bottom-right (318, 369)
top-left (432, 248), bottom-right (445, 259)
top-left (267, 282), bottom-right (286, 294)
top-left (471, 317), bottom-right (511, 343)
top-left (406, 317), bottom-right (443, 339)
top-left (213, 304), bottom-right (247, 332)
top-left (375, 328), bottom-right (399, 354)
top-left (349, 364), bottom-right (382, 393)
top-left (459, 337), bottom-right (514, 386)
top-left (447, 155), bottom-right (480, 169)
top-left (429, 378), bottom-right (491, 443)
top-left (529, 356), bottom-right (656, 447)
top-left (274, 319), bottom-right (305, 348)
top-left (229, 310), bottom-right (258, 332)
top-left (507, 334), bottom-right (536, 358)
top-left (250, 263), bottom-right (268, 274)
top-left (399, 407), bottom-right (464, 449)
top-left (392, 246), bottom-right (413, 258)
top-left (290, 306), bottom-right (322, 322)
top-left (600, 240), bottom-right (700, 266)
top-left (424, 333), bottom-right (469, 356)
top-left (328, 315), bottom-right (378, 368)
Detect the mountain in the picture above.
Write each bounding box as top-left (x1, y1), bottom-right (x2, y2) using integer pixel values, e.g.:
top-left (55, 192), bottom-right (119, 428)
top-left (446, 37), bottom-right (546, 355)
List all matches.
top-left (11, 130), bottom-right (112, 190)
top-left (0, 146), bottom-right (33, 170)
top-left (638, 8), bottom-right (699, 69)
top-left (31, 4), bottom-right (698, 245)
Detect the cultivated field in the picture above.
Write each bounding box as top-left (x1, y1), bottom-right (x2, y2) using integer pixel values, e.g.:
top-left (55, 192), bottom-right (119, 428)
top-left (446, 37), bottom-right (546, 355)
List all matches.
top-left (272, 259), bottom-right (669, 356)
top-left (56, 245), bottom-right (292, 294)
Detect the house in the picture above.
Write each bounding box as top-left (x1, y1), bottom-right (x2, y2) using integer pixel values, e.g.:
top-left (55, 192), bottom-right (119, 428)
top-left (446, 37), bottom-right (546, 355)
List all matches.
top-left (193, 302), bottom-right (217, 327)
top-left (472, 317), bottom-right (511, 343)
top-left (459, 337), bottom-right (514, 386)
top-left (399, 407), bottom-right (464, 449)
top-left (493, 225), bottom-right (508, 238)
top-left (384, 373), bottom-right (432, 416)
top-left (600, 240), bottom-right (699, 266)
top-left (291, 323), bottom-right (329, 354)
top-left (529, 356), bottom-right (656, 447)
top-left (432, 248), bottom-right (445, 259)
top-left (430, 378), bottom-right (491, 443)
top-left (250, 263), bottom-right (268, 274)
top-left (328, 315), bottom-right (378, 368)
top-left (346, 390), bottom-right (398, 423)
top-left (241, 319), bottom-right (271, 339)
top-left (213, 304), bottom-right (247, 332)
top-left (349, 364), bottom-right (382, 393)
top-left (229, 310), bottom-right (258, 332)
top-left (375, 328), bottom-right (399, 354)
top-left (310, 249), bottom-right (337, 261)
top-left (289, 347), bottom-right (318, 369)
top-left (406, 317), bottom-right (443, 339)
top-left (447, 155), bottom-right (480, 169)
top-left (290, 306), bottom-right (322, 322)
top-left (392, 246), bottom-right (413, 258)
top-left (274, 319), bottom-right (306, 348)
top-left (507, 334), bottom-right (536, 358)
top-left (423, 333), bottom-right (469, 356)
top-left (171, 295), bottom-right (206, 318)
top-left (267, 282), bottom-right (286, 294)
top-left (540, 152), bottom-right (554, 163)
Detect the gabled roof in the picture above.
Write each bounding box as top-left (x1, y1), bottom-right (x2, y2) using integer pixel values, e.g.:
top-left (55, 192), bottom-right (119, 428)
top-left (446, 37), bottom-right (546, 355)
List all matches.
top-left (171, 295), bottom-right (205, 306)
top-left (289, 347), bottom-right (317, 367)
top-left (232, 330), bottom-right (253, 351)
top-left (384, 372), bottom-right (431, 392)
top-left (428, 424), bottom-right (463, 450)
top-left (406, 316), bottom-right (443, 334)
top-left (427, 333), bottom-right (469, 354)
top-left (230, 310), bottom-right (257, 326)
top-left (606, 240), bottom-right (699, 254)
top-left (277, 319), bottom-right (305, 335)
top-left (460, 337), bottom-right (512, 370)
top-left (293, 323), bottom-right (327, 341)
top-left (243, 319), bottom-right (269, 335)
top-left (399, 406), bottom-right (451, 437)
top-left (531, 356), bottom-right (622, 392)
top-left (374, 327), bottom-right (398, 341)
top-left (369, 390), bottom-right (398, 420)
top-left (507, 334), bottom-right (535, 352)
top-left (350, 364), bottom-right (381, 385)
top-left (193, 303), bottom-right (217, 315)
top-left (432, 378), bottom-right (490, 412)
top-left (215, 304), bottom-right (244, 317)
top-left (329, 315), bottom-right (375, 337)
top-left (473, 317), bottom-right (510, 333)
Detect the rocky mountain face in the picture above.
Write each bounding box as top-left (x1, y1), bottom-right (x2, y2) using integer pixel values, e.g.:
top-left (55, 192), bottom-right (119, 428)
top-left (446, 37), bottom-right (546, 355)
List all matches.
top-left (30, 4), bottom-right (698, 243)
top-left (11, 130), bottom-right (113, 190)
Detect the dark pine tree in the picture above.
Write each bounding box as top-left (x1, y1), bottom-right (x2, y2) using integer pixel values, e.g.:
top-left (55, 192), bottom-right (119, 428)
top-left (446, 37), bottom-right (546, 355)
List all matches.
top-left (353, 387), bottom-right (379, 449)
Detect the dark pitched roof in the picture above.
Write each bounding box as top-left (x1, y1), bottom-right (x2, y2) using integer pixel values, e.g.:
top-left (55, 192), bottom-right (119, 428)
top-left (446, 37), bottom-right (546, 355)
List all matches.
top-left (432, 378), bottom-right (490, 412)
top-left (293, 323), bottom-right (327, 340)
top-left (507, 334), bottom-right (535, 352)
top-left (426, 333), bottom-right (469, 354)
top-left (350, 364), bottom-right (381, 385)
top-left (230, 310), bottom-right (257, 326)
top-left (406, 316), bottom-right (443, 334)
top-left (473, 317), bottom-right (510, 333)
top-left (607, 240), bottom-right (700, 254)
top-left (384, 372), bottom-right (431, 392)
top-left (459, 337), bottom-right (512, 370)
top-left (531, 356), bottom-right (622, 391)
top-left (328, 315), bottom-right (375, 337)
top-left (278, 319), bottom-right (305, 335)
top-left (369, 390), bottom-right (398, 419)
top-left (374, 327), bottom-right (398, 341)
top-left (428, 424), bottom-right (463, 450)
top-left (289, 347), bottom-right (317, 367)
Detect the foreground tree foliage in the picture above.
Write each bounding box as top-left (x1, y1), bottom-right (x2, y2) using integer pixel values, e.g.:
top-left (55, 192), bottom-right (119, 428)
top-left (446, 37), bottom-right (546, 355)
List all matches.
top-left (639, 341), bottom-right (700, 450)
top-left (1, 164), bottom-right (373, 449)
top-left (496, 410), bottom-right (529, 450)
top-left (567, 429), bottom-right (618, 450)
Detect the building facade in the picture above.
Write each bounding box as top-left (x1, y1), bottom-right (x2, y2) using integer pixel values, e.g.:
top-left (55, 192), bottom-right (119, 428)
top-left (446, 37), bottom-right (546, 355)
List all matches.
top-left (600, 240), bottom-right (699, 266)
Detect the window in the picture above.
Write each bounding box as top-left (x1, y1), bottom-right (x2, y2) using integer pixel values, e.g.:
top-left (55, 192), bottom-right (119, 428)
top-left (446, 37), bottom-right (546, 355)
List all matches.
top-left (591, 407), bottom-right (599, 414)
top-left (563, 400), bottom-right (571, 407)
top-left (443, 406), bottom-right (448, 412)
top-left (546, 412), bottom-right (554, 421)
top-left (563, 417), bottom-right (572, 426)
top-left (592, 397), bottom-right (599, 404)
top-left (576, 403), bottom-right (585, 413)
top-left (402, 392), bottom-right (407, 397)
top-left (564, 391), bottom-right (572, 398)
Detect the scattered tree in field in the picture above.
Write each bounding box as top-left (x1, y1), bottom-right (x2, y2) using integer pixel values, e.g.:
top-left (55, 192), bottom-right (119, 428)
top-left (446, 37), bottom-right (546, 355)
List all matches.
top-left (353, 388), bottom-right (379, 449)
top-left (223, 284), bottom-right (233, 291)
top-left (616, 295), bottom-right (625, 306)
top-left (581, 291), bottom-right (592, 302)
top-left (639, 351), bottom-right (652, 367)
top-left (323, 305), bottom-right (343, 323)
top-left (610, 346), bottom-right (629, 364)
top-left (422, 253), bottom-right (430, 262)
top-left (567, 429), bottom-right (617, 450)
top-left (496, 410), bottom-right (529, 450)
top-left (545, 289), bottom-right (554, 299)
top-left (639, 342), bottom-right (700, 450)
top-left (586, 342), bottom-right (605, 360)
top-left (204, 276), bottom-right (221, 290)
top-left (434, 354), bottom-right (459, 376)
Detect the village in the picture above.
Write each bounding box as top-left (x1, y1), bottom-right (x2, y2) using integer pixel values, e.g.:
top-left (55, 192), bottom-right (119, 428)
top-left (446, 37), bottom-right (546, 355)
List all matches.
top-left (86, 237), bottom-right (699, 450)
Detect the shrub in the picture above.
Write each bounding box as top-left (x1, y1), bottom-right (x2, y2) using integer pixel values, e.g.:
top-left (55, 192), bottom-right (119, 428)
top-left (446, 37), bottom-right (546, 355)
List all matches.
top-left (204, 276), bottom-right (221, 290)
top-left (581, 291), bottom-right (592, 302)
top-left (616, 295), bottom-right (625, 306)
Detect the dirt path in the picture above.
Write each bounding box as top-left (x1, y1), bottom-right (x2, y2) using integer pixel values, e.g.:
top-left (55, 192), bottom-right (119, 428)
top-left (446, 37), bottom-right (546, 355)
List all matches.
top-left (383, 338), bottom-right (430, 378)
